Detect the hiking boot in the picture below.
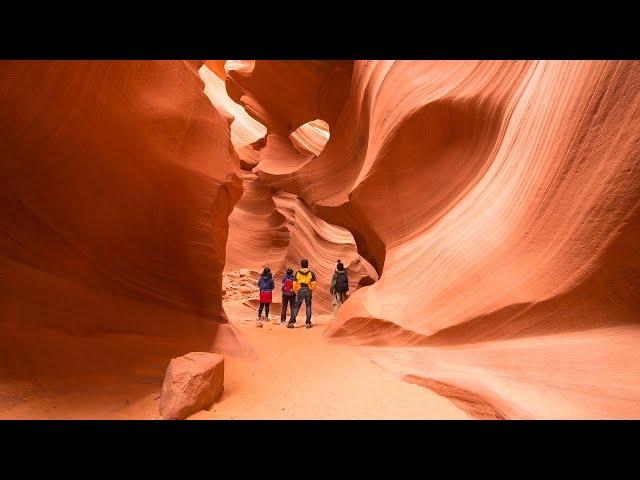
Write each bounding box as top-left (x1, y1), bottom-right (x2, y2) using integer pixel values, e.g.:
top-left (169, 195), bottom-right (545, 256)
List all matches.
top-left (305, 322), bottom-right (312, 329)
top-left (287, 322), bottom-right (295, 329)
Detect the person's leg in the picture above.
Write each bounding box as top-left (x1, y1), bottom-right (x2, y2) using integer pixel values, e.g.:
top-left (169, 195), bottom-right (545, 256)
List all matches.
top-left (281, 296), bottom-right (287, 322)
top-left (292, 296), bottom-right (296, 321)
top-left (265, 303), bottom-right (270, 319)
top-left (305, 290), bottom-right (312, 324)
top-left (256, 303), bottom-right (264, 327)
top-left (284, 295), bottom-right (294, 323)
top-left (289, 292), bottom-right (304, 325)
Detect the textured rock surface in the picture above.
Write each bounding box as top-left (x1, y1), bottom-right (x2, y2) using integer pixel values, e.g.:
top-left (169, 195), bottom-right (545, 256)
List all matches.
top-left (200, 64), bottom-right (266, 166)
top-left (2, 60), bottom-right (639, 419)
top-left (159, 352), bottom-right (224, 420)
top-left (223, 172), bottom-right (373, 313)
top-left (226, 60), bottom-right (640, 419)
top-left (201, 63), bottom-right (372, 313)
top-left (0, 60), bottom-right (244, 418)
top-left (225, 60), bottom-right (353, 134)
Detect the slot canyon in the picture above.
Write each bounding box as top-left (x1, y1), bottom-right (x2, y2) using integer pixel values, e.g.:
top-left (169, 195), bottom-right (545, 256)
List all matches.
top-left (0, 60), bottom-right (639, 419)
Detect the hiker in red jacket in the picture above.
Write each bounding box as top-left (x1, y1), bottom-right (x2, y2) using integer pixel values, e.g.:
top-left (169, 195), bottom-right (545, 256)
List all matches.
top-left (280, 268), bottom-right (296, 324)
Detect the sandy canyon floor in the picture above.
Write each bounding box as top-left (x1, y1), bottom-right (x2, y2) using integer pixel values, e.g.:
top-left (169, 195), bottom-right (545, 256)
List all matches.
top-left (0, 299), bottom-right (468, 419)
top-left (190, 300), bottom-right (468, 419)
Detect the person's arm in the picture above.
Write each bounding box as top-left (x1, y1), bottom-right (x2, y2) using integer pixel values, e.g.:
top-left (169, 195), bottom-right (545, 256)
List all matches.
top-left (309, 271), bottom-right (317, 291)
top-left (269, 278), bottom-right (275, 290)
top-left (293, 273), bottom-right (300, 293)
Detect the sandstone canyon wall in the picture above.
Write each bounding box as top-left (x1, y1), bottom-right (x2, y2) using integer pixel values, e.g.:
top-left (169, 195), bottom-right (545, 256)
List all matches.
top-left (224, 60), bottom-right (640, 418)
top-left (1, 59), bottom-right (638, 419)
top-left (201, 63), bottom-right (373, 313)
top-left (0, 61), bottom-right (243, 417)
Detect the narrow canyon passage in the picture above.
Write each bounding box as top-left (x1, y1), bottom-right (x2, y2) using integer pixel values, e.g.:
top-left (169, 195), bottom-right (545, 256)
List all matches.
top-left (207, 59), bottom-right (640, 419)
top-left (1, 60), bottom-right (639, 419)
top-left (190, 300), bottom-right (468, 419)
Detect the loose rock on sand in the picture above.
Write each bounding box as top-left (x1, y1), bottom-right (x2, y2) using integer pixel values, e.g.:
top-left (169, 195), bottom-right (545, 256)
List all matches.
top-left (159, 352), bottom-right (225, 420)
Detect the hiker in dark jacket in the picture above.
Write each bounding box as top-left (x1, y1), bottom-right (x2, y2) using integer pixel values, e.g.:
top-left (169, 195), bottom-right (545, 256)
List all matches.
top-left (280, 268), bottom-right (296, 324)
top-left (330, 260), bottom-right (349, 309)
top-left (256, 267), bottom-right (275, 327)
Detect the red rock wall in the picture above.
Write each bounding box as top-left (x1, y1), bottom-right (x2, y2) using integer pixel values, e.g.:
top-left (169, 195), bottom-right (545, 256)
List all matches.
top-left (225, 60), bottom-right (640, 418)
top-left (212, 62), bottom-right (371, 313)
top-left (0, 61), bottom-right (243, 416)
top-left (3, 59), bottom-right (638, 419)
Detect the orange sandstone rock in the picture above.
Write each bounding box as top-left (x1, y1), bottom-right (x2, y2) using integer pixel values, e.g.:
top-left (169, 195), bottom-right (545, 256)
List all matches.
top-left (226, 60), bottom-right (640, 419)
top-left (0, 60), bottom-right (243, 418)
top-left (159, 352), bottom-right (224, 420)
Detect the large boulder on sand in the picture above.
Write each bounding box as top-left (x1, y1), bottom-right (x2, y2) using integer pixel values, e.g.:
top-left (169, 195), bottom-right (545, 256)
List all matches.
top-left (159, 352), bottom-right (224, 420)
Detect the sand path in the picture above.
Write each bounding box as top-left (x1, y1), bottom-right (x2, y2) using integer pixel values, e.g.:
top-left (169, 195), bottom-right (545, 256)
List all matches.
top-left (190, 301), bottom-right (468, 419)
top-left (0, 299), bottom-right (468, 419)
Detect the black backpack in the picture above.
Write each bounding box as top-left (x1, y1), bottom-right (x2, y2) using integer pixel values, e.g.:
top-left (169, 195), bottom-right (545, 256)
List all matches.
top-left (335, 271), bottom-right (349, 293)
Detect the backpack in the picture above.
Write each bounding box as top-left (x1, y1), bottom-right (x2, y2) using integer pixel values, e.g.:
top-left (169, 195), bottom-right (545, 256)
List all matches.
top-left (283, 278), bottom-right (294, 296)
top-left (335, 271), bottom-right (349, 293)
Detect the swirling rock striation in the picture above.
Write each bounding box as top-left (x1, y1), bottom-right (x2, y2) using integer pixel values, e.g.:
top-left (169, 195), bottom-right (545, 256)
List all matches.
top-left (226, 60), bottom-right (640, 419)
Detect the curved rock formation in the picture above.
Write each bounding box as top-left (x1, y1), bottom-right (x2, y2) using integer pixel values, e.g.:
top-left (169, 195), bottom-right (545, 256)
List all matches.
top-left (226, 60), bottom-right (640, 419)
top-left (200, 64), bottom-right (266, 165)
top-left (210, 62), bottom-right (370, 314)
top-left (272, 192), bottom-right (375, 312)
top-left (225, 60), bottom-right (353, 135)
top-left (0, 60), bottom-right (244, 418)
top-left (223, 172), bottom-right (373, 313)
top-left (290, 119), bottom-right (330, 156)
top-left (2, 59), bottom-right (638, 419)
top-left (224, 171), bottom-right (290, 273)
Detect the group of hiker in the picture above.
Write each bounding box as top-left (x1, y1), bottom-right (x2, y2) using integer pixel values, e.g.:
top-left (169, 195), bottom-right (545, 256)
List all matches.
top-left (255, 258), bottom-right (350, 328)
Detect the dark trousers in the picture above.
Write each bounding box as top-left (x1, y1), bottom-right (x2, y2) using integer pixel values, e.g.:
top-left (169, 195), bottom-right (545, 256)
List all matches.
top-left (258, 302), bottom-right (270, 318)
top-left (333, 291), bottom-right (347, 307)
top-left (290, 287), bottom-right (312, 324)
top-left (281, 294), bottom-right (296, 322)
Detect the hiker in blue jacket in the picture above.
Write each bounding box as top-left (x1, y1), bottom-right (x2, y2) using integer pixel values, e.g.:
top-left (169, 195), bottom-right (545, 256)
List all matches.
top-left (256, 267), bottom-right (275, 327)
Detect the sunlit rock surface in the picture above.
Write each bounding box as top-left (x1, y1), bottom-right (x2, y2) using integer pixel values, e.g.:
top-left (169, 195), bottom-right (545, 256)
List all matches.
top-left (2, 59), bottom-right (638, 419)
top-left (226, 60), bottom-right (640, 419)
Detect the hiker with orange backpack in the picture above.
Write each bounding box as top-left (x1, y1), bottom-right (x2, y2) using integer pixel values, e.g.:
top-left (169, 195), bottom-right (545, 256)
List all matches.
top-left (280, 268), bottom-right (296, 324)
